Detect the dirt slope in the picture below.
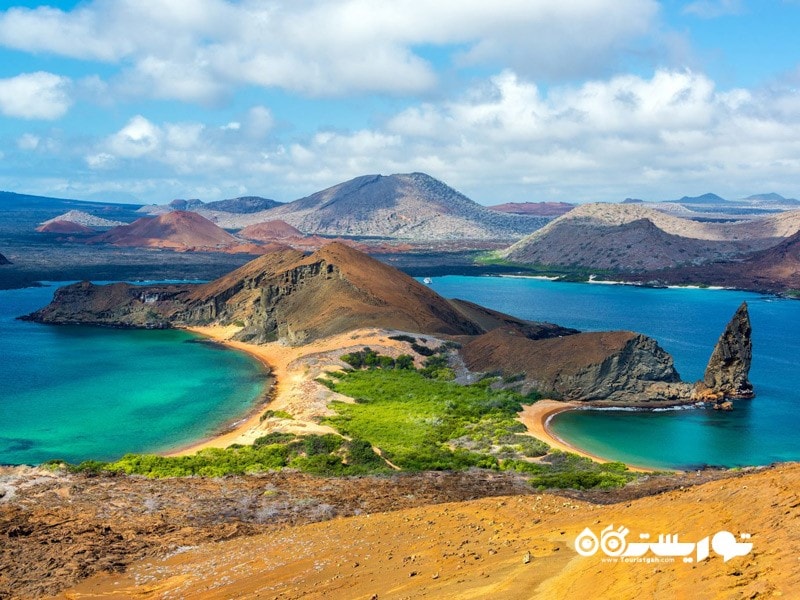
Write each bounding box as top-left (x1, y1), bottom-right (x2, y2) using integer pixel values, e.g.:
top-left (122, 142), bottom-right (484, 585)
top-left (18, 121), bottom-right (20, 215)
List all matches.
top-left (92, 211), bottom-right (239, 251)
top-left (58, 462), bottom-right (800, 599)
top-left (238, 219), bottom-right (303, 240)
top-left (638, 230), bottom-right (800, 292)
top-left (502, 203), bottom-right (800, 272)
top-left (35, 220), bottom-right (95, 234)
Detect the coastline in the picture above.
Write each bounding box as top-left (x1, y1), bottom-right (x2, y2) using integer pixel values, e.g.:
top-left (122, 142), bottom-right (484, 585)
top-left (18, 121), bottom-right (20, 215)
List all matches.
top-left (518, 401), bottom-right (653, 473)
top-left (170, 327), bottom-right (657, 473)
top-left (166, 325), bottom-right (427, 456)
top-left (165, 325), bottom-right (279, 456)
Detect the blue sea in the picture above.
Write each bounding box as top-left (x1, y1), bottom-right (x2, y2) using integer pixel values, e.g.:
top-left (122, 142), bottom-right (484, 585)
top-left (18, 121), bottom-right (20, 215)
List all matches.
top-left (2, 276), bottom-right (798, 469)
top-left (426, 276), bottom-right (800, 470)
top-left (0, 283), bottom-right (268, 466)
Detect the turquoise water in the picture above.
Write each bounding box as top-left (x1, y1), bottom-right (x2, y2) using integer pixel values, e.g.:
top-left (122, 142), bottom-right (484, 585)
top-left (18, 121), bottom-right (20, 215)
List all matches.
top-left (426, 276), bottom-right (800, 469)
top-left (0, 284), bottom-right (268, 465)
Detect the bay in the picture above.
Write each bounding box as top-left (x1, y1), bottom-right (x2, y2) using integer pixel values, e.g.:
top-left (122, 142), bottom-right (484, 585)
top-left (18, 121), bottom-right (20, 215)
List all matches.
top-left (0, 283), bottom-right (268, 466)
top-left (425, 275), bottom-right (800, 469)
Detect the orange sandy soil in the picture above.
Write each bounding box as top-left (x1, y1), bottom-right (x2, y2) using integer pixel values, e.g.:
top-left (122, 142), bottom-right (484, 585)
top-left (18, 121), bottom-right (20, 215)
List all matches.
top-left (59, 462), bottom-right (800, 599)
top-left (170, 326), bottom-right (443, 454)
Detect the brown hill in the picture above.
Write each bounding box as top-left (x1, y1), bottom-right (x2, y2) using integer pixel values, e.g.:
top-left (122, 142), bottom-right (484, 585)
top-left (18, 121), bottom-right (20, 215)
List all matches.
top-left (200, 173), bottom-right (547, 241)
top-left (91, 211), bottom-right (239, 251)
top-left (500, 203), bottom-right (800, 273)
top-left (27, 243), bottom-right (491, 344)
top-left (238, 219), bottom-right (303, 241)
top-left (504, 217), bottom-right (756, 272)
top-left (181, 242), bottom-right (489, 344)
top-left (637, 230), bottom-right (800, 292)
top-left (488, 201), bottom-right (575, 217)
top-left (35, 220), bottom-right (95, 234)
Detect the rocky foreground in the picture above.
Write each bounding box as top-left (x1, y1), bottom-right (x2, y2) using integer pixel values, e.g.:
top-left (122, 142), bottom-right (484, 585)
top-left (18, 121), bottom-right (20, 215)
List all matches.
top-left (3, 464), bottom-right (796, 599)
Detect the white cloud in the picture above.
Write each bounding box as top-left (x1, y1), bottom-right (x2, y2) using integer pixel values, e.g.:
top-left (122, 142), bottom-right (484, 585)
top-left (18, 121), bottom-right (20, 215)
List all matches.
top-left (683, 0), bottom-right (745, 18)
top-left (14, 69), bottom-right (800, 205)
top-left (108, 115), bottom-right (162, 158)
top-left (17, 133), bottom-right (40, 150)
top-left (0, 72), bottom-right (72, 119)
top-left (0, 0), bottom-right (659, 102)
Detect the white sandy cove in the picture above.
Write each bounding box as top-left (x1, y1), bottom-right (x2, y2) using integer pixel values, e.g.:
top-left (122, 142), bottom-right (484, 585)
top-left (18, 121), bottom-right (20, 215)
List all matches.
top-left (169, 325), bottom-right (652, 472)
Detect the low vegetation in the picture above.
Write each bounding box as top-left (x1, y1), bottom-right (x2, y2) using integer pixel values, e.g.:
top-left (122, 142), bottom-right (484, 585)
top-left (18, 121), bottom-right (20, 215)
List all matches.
top-left (474, 252), bottom-right (619, 282)
top-left (49, 346), bottom-right (640, 490)
top-left (321, 366), bottom-right (637, 488)
top-left (49, 433), bottom-right (389, 478)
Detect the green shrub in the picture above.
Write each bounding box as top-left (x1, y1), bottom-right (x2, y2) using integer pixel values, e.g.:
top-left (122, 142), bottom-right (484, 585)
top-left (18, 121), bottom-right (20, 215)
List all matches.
top-left (388, 334), bottom-right (416, 343)
top-left (259, 409), bottom-right (294, 422)
top-left (410, 342), bottom-right (435, 356)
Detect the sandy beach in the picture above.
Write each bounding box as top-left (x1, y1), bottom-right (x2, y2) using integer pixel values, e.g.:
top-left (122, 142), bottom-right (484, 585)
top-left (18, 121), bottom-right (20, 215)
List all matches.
top-left (168, 325), bottom-right (438, 456)
top-left (168, 326), bottom-right (652, 472)
top-left (518, 400), bottom-right (652, 472)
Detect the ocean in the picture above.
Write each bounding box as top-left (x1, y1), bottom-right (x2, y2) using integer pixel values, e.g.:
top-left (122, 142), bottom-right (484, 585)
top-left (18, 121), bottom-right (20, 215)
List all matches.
top-left (2, 276), bottom-right (798, 469)
top-left (0, 283), bottom-right (268, 466)
top-left (426, 275), bottom-right (800, 470)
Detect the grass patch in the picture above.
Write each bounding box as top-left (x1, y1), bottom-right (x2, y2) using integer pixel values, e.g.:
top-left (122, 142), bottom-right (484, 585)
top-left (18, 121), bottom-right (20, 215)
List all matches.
top-left (323, 369), bottom-right (542, 471)
top-left (259, 409), bottom-right (294, 422)
top-left (57, 432), bottom-right (391, 478)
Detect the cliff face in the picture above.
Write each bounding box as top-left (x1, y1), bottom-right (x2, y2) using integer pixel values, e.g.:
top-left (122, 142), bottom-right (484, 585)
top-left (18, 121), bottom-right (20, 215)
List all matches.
top-left (699, 302), bottom-right (754, 401)
top-left (26, 243), bottom-right (487, 344)
top-left (461, 328), bottom-right (690, 403)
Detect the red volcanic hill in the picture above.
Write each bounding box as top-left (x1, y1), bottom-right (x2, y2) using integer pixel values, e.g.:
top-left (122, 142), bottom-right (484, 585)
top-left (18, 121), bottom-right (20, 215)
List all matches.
top-left (239, 220), bottom-right (303, 241)
top-left (92, 211), bottom-right (239, 251)
top-left (36, 220), bottom-right (95, 234)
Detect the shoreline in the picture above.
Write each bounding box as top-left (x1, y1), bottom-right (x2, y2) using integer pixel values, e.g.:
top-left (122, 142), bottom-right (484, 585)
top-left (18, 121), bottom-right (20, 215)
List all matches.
top-left (165, 325), bottom-right (424, 456)
top-left (518, 401), bottom-right (653, 473)
top-left (170, 328), bottom-right (658, 473)
top-left (165, 325), bottom-right (278, 456)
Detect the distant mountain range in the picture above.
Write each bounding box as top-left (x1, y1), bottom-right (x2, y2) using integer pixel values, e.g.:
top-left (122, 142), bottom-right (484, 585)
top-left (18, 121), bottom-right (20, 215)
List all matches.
top-left (500, 202), bottom-right (800, 289)
top-left (198, 173), bottom-right (547, 241)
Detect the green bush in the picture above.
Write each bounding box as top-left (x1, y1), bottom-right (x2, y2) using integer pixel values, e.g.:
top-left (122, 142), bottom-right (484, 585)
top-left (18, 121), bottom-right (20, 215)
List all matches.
top-left (388, 334), bottom-right (416, 343)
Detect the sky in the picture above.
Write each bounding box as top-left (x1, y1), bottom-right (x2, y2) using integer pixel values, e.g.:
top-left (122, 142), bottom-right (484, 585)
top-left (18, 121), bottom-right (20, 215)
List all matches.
top-left (1, 0), bottom-right (800, 206)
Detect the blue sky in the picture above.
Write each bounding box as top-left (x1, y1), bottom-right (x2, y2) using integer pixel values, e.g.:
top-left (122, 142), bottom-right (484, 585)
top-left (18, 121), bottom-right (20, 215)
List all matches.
top-left (1, 0), bottom-right (799, 205)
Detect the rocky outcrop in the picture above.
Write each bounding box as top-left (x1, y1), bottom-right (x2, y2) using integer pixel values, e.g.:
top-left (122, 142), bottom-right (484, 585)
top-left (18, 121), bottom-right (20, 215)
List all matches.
top-left (22, 281), bottom-right (189, 329)
top-left (696, 302), bottom-right (754, 402)
top-left (26, 244), bottom-right (488, 343)
top-left (461, 328), bottom-right (691, 404)
top-left (0, 252), bottom-right (10, 265)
